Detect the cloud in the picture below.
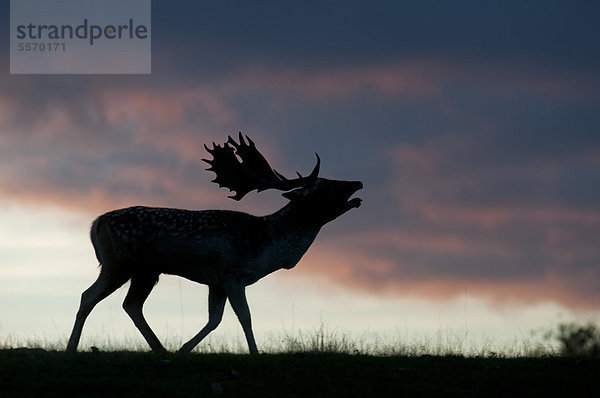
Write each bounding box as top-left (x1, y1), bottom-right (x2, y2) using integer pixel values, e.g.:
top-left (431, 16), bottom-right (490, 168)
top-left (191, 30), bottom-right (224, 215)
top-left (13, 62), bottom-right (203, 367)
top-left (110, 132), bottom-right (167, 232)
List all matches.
top-left (224, 61), bottom-right (443, 100)
top-left (330, 134), bottom-right (600, 309)
top-left (1, 1), bottom-right (599, 311)
top-left (0, 59), bottom-right (443, 213)
top-left (0, 81), bottom-right (236, 213)
top-left (298, 240), bottom-right (600, 310)
top-left (149, 1), bottom-right (600, 72)
top-left (1, 58), bottom-right (599, 310)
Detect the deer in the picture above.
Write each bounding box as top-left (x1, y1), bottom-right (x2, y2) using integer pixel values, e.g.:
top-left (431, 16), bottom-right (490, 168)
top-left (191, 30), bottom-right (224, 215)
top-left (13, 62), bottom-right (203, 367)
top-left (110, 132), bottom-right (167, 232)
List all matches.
top-left (66, 133), bottom-right (362, 354)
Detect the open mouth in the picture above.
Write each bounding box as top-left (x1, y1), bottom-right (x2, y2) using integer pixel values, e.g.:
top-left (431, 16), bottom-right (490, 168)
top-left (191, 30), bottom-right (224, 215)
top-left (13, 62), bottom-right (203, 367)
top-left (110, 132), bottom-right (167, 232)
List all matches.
top-left (346, 181), bottom-right (363, 208)
top-left (347, 197), bottom-right (362, 208)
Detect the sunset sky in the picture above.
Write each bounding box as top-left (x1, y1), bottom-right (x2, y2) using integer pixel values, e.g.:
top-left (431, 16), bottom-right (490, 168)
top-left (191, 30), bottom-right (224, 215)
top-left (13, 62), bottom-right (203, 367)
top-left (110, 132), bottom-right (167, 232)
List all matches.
top-left (1, 1), bottom-right (599, 352)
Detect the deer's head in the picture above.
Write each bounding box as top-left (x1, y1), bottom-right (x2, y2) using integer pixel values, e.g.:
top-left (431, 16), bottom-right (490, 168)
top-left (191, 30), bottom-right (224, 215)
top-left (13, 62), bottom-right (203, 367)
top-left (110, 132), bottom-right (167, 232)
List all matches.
top-left (203, 133), bottom-right (362, 223)
top-left (281, 178), bottom-right (362, 224)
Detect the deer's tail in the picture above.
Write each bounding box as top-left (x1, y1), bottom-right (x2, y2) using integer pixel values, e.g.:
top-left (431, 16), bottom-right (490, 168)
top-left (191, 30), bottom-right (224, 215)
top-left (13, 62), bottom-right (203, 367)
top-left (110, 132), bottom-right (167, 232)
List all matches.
top-left (90, 216), bottom-right (106, 267)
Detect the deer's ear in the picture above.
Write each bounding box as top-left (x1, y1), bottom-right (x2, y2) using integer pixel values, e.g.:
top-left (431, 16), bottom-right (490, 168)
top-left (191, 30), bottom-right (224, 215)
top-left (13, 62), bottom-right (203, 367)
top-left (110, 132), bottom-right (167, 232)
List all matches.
top-left (282, 187), bottom-right (306, 201)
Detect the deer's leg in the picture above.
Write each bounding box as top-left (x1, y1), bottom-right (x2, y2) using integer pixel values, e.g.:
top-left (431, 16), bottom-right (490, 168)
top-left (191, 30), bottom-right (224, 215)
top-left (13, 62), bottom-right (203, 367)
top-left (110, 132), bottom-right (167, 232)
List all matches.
top-left (225, 284), bottom-right (259, 355)
top-left (122, 273), bottom-right (166, 354)
top-left (67, 269), bottom-right (128, 353)
top-left (178, 285), bottom-right (227, 354)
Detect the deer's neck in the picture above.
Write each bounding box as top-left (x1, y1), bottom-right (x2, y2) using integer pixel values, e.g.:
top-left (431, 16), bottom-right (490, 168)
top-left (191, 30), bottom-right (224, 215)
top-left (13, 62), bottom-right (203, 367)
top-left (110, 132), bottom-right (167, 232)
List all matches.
top-left (262, 202), bottom-right (323, 271)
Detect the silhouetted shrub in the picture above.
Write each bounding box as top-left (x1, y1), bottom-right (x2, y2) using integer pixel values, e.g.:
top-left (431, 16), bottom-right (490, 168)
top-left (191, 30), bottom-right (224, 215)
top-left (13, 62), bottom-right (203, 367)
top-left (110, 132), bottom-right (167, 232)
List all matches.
top-left (556, 322), bottom-right (600, 357)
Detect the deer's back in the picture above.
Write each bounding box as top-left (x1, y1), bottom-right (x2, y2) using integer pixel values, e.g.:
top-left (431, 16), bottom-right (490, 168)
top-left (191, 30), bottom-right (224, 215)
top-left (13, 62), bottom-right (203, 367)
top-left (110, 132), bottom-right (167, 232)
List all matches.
top-left (91, 206), bottom-right (269, 284)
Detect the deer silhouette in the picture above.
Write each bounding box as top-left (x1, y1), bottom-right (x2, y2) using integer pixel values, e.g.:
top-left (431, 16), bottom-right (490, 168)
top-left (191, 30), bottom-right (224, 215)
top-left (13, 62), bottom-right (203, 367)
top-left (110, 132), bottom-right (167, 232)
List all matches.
top-left (66, 134), bottom-right (363, 354)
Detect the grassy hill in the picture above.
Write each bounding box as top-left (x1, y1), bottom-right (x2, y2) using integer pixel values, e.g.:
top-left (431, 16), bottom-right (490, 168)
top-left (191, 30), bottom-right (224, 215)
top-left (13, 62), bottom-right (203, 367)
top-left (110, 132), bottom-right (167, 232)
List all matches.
top-left (1, 349), bottom-right (598, 397)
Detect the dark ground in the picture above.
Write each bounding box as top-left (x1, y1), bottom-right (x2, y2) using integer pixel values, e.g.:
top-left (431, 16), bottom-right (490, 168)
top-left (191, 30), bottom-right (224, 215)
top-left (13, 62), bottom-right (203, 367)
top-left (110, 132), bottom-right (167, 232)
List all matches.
top-left (0, 349), bottom-right (598, 397)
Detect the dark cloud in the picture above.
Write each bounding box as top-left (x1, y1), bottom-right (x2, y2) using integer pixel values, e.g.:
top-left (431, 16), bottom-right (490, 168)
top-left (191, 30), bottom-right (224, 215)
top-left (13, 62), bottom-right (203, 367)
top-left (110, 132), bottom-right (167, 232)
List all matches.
top-left (150, 1), bottom-right (600, 68)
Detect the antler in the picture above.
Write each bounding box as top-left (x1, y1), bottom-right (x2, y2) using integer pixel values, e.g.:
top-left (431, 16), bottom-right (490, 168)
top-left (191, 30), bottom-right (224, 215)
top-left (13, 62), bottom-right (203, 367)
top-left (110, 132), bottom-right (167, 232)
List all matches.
top-left (202, 132), bottom-right (320, 200)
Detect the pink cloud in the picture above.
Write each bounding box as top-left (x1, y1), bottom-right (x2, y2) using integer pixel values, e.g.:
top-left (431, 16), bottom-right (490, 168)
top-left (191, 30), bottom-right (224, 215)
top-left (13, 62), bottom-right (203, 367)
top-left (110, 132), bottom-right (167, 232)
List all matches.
top-left (416, 203), bottom-right (600, 228)
top-left (371, 136), bottom-right (600, 309)
top-left (212, 58), bottom-right (600, 103)
top-left (0, 84), bottom-right (239, 214)
top-left (96, 87), bottom-right (238, 161)
top-left (1, 57), bottom-right (597, 312)
top-left (340, 230), bottom-right (509, 257)
top-left (297, 243), bottom-right (600, 310)
top-left (391, 135), bottom-right (600, 227)
top-left (227, 60), bottom-right (443, 100)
